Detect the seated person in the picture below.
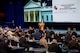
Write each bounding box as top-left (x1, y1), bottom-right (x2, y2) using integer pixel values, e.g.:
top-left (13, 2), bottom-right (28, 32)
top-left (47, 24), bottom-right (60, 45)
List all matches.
top-left (50, 27), bottom-right (55, 37)
top-left (68, 35), bottom-right (79, 50)
top-left (72, 27), bottom-right (77, 37)
top-left (33, 29), bottom-right (42, 40)
top-left (54, 32), bottom-right (62, 42)
top-left (19, 32), bottom-right (29, 52)
top-left (48, 39), bottom-right (62, 53)
top-left (40, 33), bottom-right (48, 48)
top-left (65, 31), bottom-right (72, 45)
top-left (0, 37), bottom-right (14, 53)
top-left (28, 26), bottom-right (35, 34)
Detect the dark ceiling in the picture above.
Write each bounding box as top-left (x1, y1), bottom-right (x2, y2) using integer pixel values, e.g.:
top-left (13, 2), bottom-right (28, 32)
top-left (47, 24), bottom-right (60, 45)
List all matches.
top-left (0, 0), bottom-right (7, 12)
top-left (0, 0), bottom-right (51, 13)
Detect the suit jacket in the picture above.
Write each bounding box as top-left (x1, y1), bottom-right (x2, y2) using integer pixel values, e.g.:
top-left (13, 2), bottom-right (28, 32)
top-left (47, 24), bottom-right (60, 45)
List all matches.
top-left (48, 43), bottom-right (62, 53)
top-left (33, 32), bottom-right (41, 40)
top-left (0, 41), bottom-right (11, 53)
top-left (19, 37), bottom-right (29, 48)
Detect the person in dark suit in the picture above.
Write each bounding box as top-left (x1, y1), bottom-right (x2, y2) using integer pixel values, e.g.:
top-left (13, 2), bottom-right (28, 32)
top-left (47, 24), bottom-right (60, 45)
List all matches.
top-left (0, 37), bottom-right (14, 53)
top-left (19, 32), bottom-right (29, 52)
top-left (33, 29), bottom-right (42, 40)
top-left (54, 32), bottom-right (62, 42)
top-left (48, 39), bottom-right (62, 53)
top-left (28, 26), bottom-right (35, 34)
top-left (72, 27), bottom-right (77, 37)
top-left (65, 31), bottom-right (72, 45)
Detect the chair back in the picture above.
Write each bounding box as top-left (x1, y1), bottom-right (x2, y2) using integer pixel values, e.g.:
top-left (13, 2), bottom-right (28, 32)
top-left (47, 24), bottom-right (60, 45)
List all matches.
top-left (70, 49), bottom-right (79, 53)
top-left (49, 52), bottom-right (56, 53)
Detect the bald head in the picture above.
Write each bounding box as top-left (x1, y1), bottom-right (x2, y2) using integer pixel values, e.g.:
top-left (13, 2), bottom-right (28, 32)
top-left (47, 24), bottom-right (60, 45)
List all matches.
top-left (52, 39), bottom-right (58, 44)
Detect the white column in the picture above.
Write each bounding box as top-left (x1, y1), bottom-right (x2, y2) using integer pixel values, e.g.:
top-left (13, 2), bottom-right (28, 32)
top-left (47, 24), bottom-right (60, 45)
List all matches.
top-left (28, 11), bottom-right (30, 22)
top-left (24, 13), bottom-right (27, 22)
top-left (34, 11), bottom-right (36, 22)
top-left (39, 11), bottom-right (41, 22)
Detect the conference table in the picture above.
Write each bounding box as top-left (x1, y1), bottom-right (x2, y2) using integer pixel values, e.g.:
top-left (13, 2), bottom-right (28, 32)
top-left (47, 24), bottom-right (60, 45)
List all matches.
top-left (28, 39), bottom-right (40, 43)
top-left (24, 46), bottom-right (68, 53)
top-left (10, 46), bottom-right (25, 53)
top-left (9, 42), bottom-right (68, 53)
top-left (27, 39), bottom-right (68, 52)
top-left (26, 47), bottom-right (47, 53)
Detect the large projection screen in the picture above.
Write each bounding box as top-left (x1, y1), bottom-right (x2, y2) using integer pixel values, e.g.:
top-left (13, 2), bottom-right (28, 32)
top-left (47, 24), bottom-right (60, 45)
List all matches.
top-left (52, 0), bottom-right (80, 22)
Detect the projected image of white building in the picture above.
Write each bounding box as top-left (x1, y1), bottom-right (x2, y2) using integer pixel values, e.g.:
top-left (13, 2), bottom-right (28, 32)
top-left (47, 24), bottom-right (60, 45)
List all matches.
top-left (24, 0), bottom-right (52, 22)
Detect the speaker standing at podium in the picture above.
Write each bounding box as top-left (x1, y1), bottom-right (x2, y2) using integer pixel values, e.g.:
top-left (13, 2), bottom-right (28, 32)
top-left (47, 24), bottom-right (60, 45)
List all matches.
top-left (38, 19), bottom-right (45, 33)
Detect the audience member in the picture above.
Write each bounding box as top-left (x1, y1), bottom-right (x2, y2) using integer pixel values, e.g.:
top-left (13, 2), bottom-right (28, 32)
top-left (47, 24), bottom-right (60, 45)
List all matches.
top-left (65, 31), bottom-right (72, 45)
top-left (0, 37), bottom-right (14, 53)
top-left (12, 33), bottom-right (19, 42)
top-left (46, 31), bottom-right (51, 42)
top-left (67, 27), bottom-right (71, 32)
top-left (45, 27), bottom-right (49, 33)
top-left (0, 25), bottom-right (3, 41)
top-left (28, 26), bottom-right (35, 34)
top-left (54, 32), bottom-right (62, 42)
top-left (19, 32), bottom-right (29, 52)
top-left (50, 27), bottom-right (55, 37)
top-left (0, 25), bottom-right (3, 34)
top-left (19, 32), bottom-right (29, 46)
top-left (48, 39), bottom-right (62, 53)
top-left (68, 35), bottom-right (79, 50)
top-left (33, 29), bottom-right (42, 40)
top-left (40, 33), bottom-right (48, 48)
top-left (7, 30), bottom-right (14, 40)
top-left (72, 27), bottom-right (77, 37)
top-left (18, 26), bottom-right (23, 32)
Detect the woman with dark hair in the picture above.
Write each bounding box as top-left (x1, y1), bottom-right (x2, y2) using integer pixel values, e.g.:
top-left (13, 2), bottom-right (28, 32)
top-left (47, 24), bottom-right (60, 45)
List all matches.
top-left (68, 35), bottom-right (79, 50)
